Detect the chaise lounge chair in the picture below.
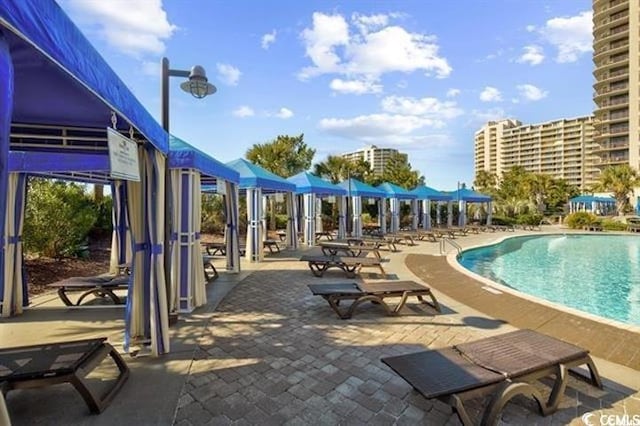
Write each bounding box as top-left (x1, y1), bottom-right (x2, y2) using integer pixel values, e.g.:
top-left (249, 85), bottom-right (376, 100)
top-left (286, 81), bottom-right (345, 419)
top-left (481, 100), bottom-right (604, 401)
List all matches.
top-left (0, 338), bottom-right (129, 415)
top-left (381, 329), bottom-right (602, 426)
top-left (300, 254), bottom-right (387, 278)
top-left (319, 241), bottom-right (382, 259)
top-left (47, 275), bottom-right (130, 306)
top-left (308, 280), bottom-right (441, 319)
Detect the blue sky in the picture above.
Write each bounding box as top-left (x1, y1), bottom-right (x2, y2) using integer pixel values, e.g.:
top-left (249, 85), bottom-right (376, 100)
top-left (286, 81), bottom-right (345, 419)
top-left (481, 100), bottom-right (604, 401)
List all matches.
top-left (58, 0), bottom-right (593, 190)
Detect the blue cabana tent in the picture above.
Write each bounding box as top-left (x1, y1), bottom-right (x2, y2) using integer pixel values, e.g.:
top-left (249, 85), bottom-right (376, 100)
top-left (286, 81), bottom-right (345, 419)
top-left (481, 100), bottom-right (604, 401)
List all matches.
top-left (287, 172), bottom-right (347, 241)
top-left (226, 159), bottom-right (296, 260)
top-left (168, 136), bottom-right (240, 312)
top-left (1, 0), bottom-right (171, 355)
top-left (569, 195), bottom-right (616, 215)
top-left (376, 182), bottom-right (417, 233)
top-left (337, 178), bottom-right (386, 238)
top-left (410, 185), bottom-right (452, 230)
top-left (446, 188), bottom-right (493, 226)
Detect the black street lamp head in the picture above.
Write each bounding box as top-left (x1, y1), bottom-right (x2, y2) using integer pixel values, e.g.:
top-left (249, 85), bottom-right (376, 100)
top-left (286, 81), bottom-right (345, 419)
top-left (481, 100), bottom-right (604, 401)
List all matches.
top-left (180, 65), bottom-right (217, 99)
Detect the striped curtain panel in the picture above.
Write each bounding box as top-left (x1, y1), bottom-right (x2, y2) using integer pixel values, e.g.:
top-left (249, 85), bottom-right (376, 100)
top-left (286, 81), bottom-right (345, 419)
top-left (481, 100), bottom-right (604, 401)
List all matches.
top-left (390, 197), bottom-right (399, 234)
top-left (447, 201), bottom-right (453, 227)
top-left (459, 200), bottom-right (467, 227)
top-left (261, 195), bottom-right (268, 242)
top-left (303, 193), bottom-right (316, 247)
top-left (411, 199), bottom-right (419, 231)
top-left (352, 196), bottom-right (362, 238)
top-left (109, 180), bottom-right (131, 275)
top-left (224, 181), bottom-right (240, 272)
top-left (378, 199), bottom-right (387, 234)
top-left (285, 192), bottom-right (298, 250)
top-left (245, 188), bottom-right (263, 262)
top-left (337, 195), bottom-right (346, 239)
top-left (1, 173), bottom-right (26, 317)
top-left (315, 197), bottom-right (323, 233)
top-left (422, 199), bottom-right (431, 230)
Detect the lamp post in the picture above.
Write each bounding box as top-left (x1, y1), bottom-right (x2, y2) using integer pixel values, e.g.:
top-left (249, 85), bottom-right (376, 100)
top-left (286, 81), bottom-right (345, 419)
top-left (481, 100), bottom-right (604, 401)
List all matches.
top-left (161, 57), bottom-right (216, 323)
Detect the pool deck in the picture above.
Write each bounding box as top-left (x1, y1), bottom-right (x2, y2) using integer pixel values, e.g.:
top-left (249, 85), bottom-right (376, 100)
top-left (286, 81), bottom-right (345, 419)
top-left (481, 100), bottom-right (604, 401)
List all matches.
top-left (2, 226), bottom-right (640, 425)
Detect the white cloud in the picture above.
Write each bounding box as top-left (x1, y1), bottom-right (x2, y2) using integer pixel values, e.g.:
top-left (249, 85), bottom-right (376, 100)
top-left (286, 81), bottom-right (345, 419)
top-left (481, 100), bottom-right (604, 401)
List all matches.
top-left (275, 108), bottom-right (294, 119)
top-left (517, 84), bottom-right (548, 101)
top-left (232, 106), bottom-right (255, 118)
top-left (396, 80), bottom-right (408, 89)
top-left (517, 45), bottom-right (544, 65)
top-left (330, 78), bottom-right (383, 95)
top-left (479, 86), bottom-right (502, 102)
top-left (261, 30), bottom-right (277, 49)
top-left (538, 11), bottom-right (592, 63)
top-left (380, 96), bottom-right (463, 120)
top-left (141, 61), bottom-right (159, 77)
top-left (216, 63), bottom-right (241, 86)
top-left (446, 88), bottom-right (460, 98)
top-left (60, 0), bottom-right (176, 56)
top-left (526, 24), bottom-right (536, 32)
top-left (470, 108), bottom-right (507, 123)
top-left (299, 12), bottom-right (451, 86)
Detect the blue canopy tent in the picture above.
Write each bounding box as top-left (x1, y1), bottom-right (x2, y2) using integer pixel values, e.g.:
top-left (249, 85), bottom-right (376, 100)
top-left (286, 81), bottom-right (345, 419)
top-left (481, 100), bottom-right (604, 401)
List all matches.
top-left (569, 195), bottom-right (616, 215)
top-left (0, 0), bottom-right (171, 356)
top-left (287, 172), bottom-right (347, 242)
top-left (168, 136), bottom-right (240, 312)
top-left (446, 187), bottom-right (493, 227)
top-left (376, 182), bottom-right (417, 234)
top-left (337, 178), bottom-right (386, 238)
top-left (410, 185), bottom-right (453, 230)
top-left (226, 159), bottom-right (296, 261)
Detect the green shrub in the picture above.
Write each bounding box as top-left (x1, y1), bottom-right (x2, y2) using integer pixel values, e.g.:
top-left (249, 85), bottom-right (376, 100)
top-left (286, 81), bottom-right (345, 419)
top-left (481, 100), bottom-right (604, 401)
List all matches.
top-left (490, 215), bottom-right (516, 226)
top-left (23, 179), bottom-right (97, 259)
top-left (275, 214), bottom-right (289, 230)
top-left (88, 196), bottom-right (113, 239)
top-left (601, 219), bottom-right (627, 231)
top-left (201, 193), bottom-right (225, 235)
top-left (565, 212), bottom-right (598, 229)
top-left (516, 213), bottom-right (543, 226)
top-left (361, 212), bottom-right (372, 224)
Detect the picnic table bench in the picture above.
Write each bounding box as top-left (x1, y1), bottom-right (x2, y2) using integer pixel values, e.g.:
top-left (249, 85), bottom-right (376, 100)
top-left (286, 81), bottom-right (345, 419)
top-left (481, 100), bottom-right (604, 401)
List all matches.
top-left (0, 338), bottom-right (129, 414)
top-left (300, 254), bottom-right (387, 278)
top-left (319, 241), bottom-right (382, 259)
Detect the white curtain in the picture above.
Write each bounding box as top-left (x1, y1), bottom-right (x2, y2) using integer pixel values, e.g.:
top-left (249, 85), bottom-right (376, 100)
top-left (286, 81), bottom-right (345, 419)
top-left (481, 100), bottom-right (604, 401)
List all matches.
top-left (459, 200), bottom-right (467, 227)
top-left (422, 199), bottom-right (431, 230)
top-left (487, 201), bottom-right (493, 225)
top-left (390, 197), bottom-right (399, 234)
top-left (303, 193), bottom-right (316, 246)
top-left (315, 197), bottom-right (323, 233)
top-left (338, 195), bottom-right (346, 239)
top-left (411, 199), bottom-right (419, 231)
top-left (225, 181), bottom-right (240, 271)
top-left (285, 192), bottom-right (298, 250)
top-left (261, 195), bottom-right (268, 242)
top-left (447, 201), bottom-right (453, 227)
top-left (378, 199), bottom-right (387, 234)
top-left (245, 188), bottom-right (263, 262)
top-left (352, 196), bottom-right (362, 238)
top-left (125, 146), bottom-right (170, 356)
top-left (1, 173), bottom-right (26, 317)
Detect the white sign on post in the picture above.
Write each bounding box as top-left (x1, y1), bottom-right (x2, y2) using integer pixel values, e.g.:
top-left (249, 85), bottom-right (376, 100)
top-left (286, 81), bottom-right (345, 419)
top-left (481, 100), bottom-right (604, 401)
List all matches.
top-left (107, 128), bottom-right (140, 181)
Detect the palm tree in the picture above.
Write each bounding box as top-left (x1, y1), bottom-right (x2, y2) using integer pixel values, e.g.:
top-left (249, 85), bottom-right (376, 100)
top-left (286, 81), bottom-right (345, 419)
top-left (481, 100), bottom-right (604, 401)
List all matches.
top-left (592, 165), bottom-right (640, 215)
top-left (473, 170), bottom-right (498, 196)
top-left (313, 156), bottom-right (373, 184)
top-left (525, 173), bottom-right (554, 213)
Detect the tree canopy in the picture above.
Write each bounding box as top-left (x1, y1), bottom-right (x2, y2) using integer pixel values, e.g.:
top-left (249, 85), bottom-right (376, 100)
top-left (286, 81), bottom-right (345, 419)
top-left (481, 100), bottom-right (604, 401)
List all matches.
top-left (313, 155), bottom-right (373, 184)
top-left (378, 153), bottom-right (424, 189)
top-left (245, 133), bottom-right (315, 177)
top-left (591, 165), bottom-right (640, 215)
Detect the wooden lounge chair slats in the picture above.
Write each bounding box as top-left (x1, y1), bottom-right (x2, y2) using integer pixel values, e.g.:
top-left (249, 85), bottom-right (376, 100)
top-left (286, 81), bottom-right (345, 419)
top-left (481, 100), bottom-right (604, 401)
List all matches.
top-left (308, 280), bottom-right (440, 319)
top-left (300, 254), bottom-right (386, 278)
top-left (381, 329), bottom-right (602, 426)
top-left (0, 338), bottom-right (129, 414)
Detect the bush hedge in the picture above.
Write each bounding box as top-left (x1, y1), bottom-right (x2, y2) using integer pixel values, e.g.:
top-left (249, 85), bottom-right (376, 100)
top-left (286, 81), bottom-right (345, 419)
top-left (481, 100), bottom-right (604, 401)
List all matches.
top-left (601, 219), bottom-right (627, 231)
top-left (515, 213), bottom-right (543, 226)
top-left (565, 212), bottom-right (598, 229)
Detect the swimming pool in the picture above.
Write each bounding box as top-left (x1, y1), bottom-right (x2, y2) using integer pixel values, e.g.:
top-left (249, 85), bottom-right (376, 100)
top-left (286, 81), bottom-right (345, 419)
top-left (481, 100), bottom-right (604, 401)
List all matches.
top-left (458, 234), bottom-right (640, 326)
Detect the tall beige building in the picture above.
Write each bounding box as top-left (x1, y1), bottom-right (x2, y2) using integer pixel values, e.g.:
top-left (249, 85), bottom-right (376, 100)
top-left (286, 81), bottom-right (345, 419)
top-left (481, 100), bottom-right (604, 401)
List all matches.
top-left (592, 0), bottom-right (639, 171)
top-left (474, 117), bottom-right (598, 189)
top-left (341, 145), bottom-right (408, 176)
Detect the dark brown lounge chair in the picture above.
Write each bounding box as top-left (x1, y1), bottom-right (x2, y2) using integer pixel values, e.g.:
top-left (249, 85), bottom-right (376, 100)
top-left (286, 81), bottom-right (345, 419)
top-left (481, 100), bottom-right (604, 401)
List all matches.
top-left (47, 275), bottom-right (129, 306)
top-left (202, 255), bottom-right (219, 281)
top-left (308, 280), bottom-right (441, 319)
top-left (300, 254), bottom-right (386, 278)
top-left (0, 338), bottom-right (129, 415)
top-left (319, 241), bottom-right (382, 259)
top-left (381, 329), bottom-right (602, 426)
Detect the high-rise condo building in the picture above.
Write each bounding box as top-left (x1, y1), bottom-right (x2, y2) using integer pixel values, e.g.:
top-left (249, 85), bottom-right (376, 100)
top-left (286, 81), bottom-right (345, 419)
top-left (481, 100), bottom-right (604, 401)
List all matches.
top-left (592, 0), bottom-right (639, 170)
top-left (474, 116), bottom-right (598, 190)
top-left (341, 145), bottom-right (408, 176)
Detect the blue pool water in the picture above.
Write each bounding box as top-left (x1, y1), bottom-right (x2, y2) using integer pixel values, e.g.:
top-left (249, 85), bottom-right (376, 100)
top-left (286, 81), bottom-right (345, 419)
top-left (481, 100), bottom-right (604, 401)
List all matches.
top-left (458, 235), bottom-right (640, 326)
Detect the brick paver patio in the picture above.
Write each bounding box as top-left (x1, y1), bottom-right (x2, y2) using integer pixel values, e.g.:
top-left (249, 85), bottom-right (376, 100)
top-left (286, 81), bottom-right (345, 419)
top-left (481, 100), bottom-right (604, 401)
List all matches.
top-left (173, 251), bottom-right (640, 425)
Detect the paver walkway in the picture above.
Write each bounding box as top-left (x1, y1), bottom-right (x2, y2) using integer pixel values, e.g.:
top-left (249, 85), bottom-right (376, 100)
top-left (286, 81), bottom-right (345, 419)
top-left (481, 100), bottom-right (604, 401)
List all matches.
top-left (174, 246), bottom-right (640, 425)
